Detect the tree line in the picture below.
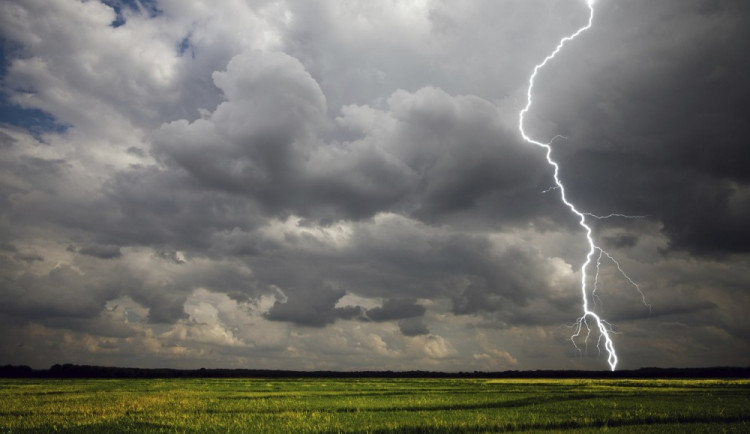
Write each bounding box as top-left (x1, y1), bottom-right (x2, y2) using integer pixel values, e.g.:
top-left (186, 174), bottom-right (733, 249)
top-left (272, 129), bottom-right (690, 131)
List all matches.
top-left (1, 364), bottom-right (748, 379)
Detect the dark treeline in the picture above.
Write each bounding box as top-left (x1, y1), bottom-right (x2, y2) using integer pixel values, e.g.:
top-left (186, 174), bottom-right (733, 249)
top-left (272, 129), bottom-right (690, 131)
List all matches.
top-left (1, 364), bottom-right (749, 379)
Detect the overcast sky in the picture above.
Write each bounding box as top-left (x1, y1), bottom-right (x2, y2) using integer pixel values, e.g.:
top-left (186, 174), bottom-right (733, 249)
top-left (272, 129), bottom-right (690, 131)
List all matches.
top-left (1, 0), bottom-right (748, 371)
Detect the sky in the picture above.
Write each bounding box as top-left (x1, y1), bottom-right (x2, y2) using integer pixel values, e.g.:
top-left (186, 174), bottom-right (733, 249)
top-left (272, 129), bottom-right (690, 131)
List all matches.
top-left (0, 0), bottom-right (748, 371)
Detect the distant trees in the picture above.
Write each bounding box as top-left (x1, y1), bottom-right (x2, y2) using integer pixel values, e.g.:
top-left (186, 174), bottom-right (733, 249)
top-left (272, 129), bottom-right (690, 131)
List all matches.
top-left (1, 364), bottom-right (748, 379)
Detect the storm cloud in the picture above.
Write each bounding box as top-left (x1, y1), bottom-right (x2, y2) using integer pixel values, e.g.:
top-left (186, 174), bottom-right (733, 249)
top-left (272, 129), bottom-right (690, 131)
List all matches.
top-left (0, 0), bottom-right (747, 371)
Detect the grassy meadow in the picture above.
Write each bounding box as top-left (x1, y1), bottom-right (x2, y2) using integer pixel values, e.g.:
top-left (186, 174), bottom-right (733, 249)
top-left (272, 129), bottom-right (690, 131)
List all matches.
top-left (0, 377), bottom-right (748, 432)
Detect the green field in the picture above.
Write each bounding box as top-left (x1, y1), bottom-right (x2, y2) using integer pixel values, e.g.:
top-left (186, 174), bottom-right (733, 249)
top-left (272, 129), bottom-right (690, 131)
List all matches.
top-left (1, 378), bottom-right (748, 432)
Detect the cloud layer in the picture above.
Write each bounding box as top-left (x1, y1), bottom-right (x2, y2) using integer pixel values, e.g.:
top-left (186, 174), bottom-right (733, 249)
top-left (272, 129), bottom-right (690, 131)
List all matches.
top-left (0, 0), bottom-right (748, 370)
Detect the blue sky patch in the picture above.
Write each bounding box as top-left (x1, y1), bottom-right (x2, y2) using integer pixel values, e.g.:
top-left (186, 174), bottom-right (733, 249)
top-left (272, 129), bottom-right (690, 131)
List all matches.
top-left (0, 38), bottom-right (68, 138)
top-left (101, 0), bottom-right (163, 28)
top-left (0, 103), bottom-right (69, 139)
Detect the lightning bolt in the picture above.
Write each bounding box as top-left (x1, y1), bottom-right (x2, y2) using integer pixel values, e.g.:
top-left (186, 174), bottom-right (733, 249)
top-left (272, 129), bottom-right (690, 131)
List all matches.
top-left (518, 0), bottom-right (646, 371)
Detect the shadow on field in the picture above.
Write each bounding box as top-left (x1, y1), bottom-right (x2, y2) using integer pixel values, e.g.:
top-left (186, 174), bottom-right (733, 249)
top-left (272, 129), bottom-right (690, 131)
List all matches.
top-left (344, 415), bottom-right (749, 434)
top-left (202, 392), bottom-right (618, 415)
top-left (2, 421), bottom-right (178, 433)
top-left (352, 393), bottom-right (609, 413)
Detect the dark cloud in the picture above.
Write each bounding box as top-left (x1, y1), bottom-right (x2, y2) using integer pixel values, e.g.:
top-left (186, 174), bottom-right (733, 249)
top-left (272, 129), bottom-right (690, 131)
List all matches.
top-left (603, 234), bottom-right (638, 250)
top-left (610, 299), bottom-right (717, 323)
top-left (78, 244), bottom-right (122, 260)
top-left (398, 318), bottom-right (429, 337)
top-left (106, 167), bottom-right (267, 250)
top-left (13, 251), bottom-right (43, 263)
top-left (130, 286), bottom-right (188, 324)
top-left (528, 0), bottom-right (750, 255)
top-left (0, 265), bottom-right (119, 320)
top-left (151, 65), bottom-right (556, 225)
top-left (449, 245), bottom-right (565, 315)
top-left (0, 243), bottom-right (17, 252)
top-left (265, 287), bottom-right (360, 327)
top-left (366, 298), bottom-right (426, 322)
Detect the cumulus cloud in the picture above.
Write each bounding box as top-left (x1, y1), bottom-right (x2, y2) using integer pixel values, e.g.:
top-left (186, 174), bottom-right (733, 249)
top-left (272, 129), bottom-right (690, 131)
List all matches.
top-left (153, 50), bottom-right (326, 202)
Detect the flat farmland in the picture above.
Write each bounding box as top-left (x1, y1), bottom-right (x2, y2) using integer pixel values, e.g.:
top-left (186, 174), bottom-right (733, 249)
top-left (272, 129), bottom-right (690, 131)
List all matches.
top-left (1, 378), bottom-right (748, 432)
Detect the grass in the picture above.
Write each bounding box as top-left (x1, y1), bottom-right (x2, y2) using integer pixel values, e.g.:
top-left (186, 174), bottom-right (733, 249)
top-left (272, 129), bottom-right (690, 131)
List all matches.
top-left (0, 378), bottom-right (748, 432)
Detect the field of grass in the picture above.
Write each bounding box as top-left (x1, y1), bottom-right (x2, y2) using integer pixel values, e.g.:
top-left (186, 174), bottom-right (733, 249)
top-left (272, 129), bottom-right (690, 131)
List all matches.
top-left (0, 377), bottom-right (748, 432)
